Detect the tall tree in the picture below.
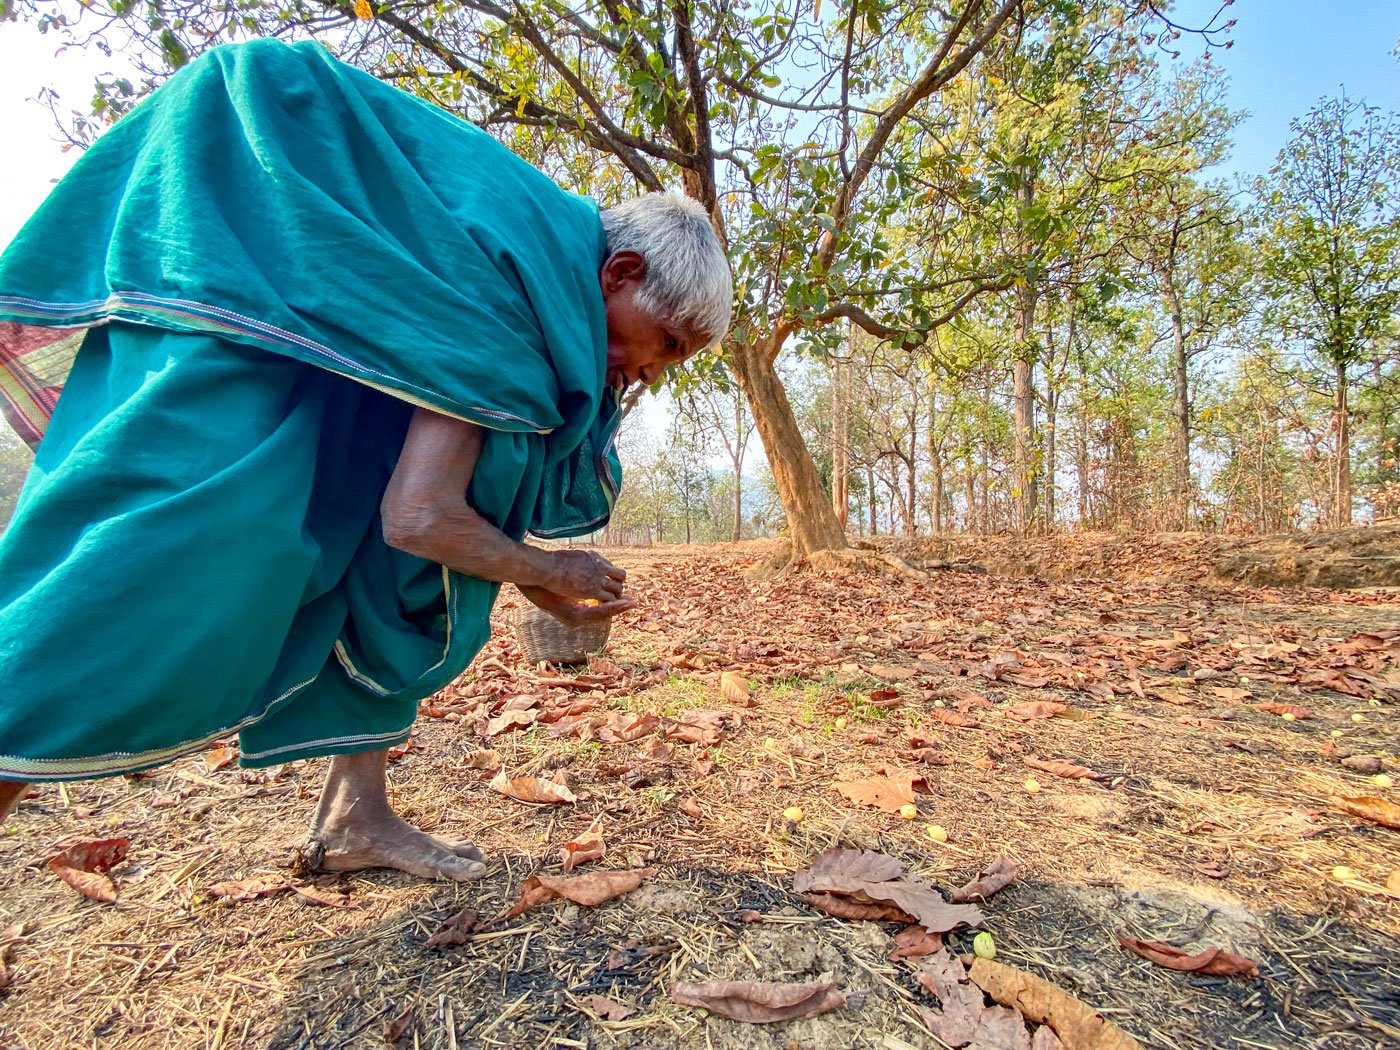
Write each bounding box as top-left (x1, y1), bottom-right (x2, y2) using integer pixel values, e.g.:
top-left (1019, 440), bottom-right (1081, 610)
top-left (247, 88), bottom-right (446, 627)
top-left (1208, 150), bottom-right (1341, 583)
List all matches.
top-left (15, 0), bottom-right (1222, 562)
top-left (1254, 94), bottom-right (1400, 526)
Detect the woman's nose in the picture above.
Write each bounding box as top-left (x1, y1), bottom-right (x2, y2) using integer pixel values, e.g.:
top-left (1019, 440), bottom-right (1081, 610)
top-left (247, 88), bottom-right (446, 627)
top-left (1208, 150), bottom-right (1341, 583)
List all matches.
top-left (638, 365), bottom-right (656, 384)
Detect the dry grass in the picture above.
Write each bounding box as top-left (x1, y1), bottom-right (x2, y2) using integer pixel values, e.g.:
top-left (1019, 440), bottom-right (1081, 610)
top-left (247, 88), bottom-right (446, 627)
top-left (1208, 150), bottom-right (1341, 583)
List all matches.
top-left (0, 537), bottom-right (1396, 1049)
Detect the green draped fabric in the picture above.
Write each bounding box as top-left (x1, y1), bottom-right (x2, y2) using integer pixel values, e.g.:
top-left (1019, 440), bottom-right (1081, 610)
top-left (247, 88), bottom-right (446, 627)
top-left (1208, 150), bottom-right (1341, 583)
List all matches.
top-left (0, 39), bottom-right (621, 780)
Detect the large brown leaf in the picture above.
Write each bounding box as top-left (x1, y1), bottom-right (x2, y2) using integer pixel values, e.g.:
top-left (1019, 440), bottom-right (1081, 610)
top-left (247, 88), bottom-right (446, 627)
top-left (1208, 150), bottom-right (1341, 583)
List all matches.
top-left (794, 849), bottom-right (905, 888)
top-left (1004, 702), bottom-right (1067, 722)
top-left (969, 958), bottom-right (1144, 1050)
top-left (1251, 701), bottom-right (1312, 719)
top-left (502, 868), bottom-right (652, 920)
top-left (933, 709), bottom-right (982, 729)
top-left (951, 858), bottom-right (1019, 904)
top-left (489, 770), bottom-right (576, 805)
top-left (971, 1006), bottom-right (1035, 1050)
top-left (1023, 756), bottom-right (1106, 781)
top-left (1330, 795), bottom-right (1400, 830)
top-left (486, 709), bottom-right (537, 736)
top-left (804, 893), bottom-right (913, 923)
top-left (45, 837), bottom-right (130, 874)
top-left (916, 948), bottom-right (988, 1048)
top-left (833, 774), bottom-right (920, 813)
top-left (597, 713), bottom-right (660, 744)
top-left (47, 860), bottom-right (118, 903)
top-left (720, 671), bottom-right (754, 706)
top-left (670, 979), bottom-right (846, 1024)
top-left (1117, 937), bottom-right (1259, 977)
top-left (794, 849), bottom-right (983, 933)
top-left (889, 926), bottom-right (944, 961)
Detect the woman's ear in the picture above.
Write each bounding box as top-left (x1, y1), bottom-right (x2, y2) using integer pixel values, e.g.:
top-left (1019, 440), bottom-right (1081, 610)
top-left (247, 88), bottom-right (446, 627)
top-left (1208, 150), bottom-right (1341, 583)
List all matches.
top-left (600, 250), bottom-right (647, 294)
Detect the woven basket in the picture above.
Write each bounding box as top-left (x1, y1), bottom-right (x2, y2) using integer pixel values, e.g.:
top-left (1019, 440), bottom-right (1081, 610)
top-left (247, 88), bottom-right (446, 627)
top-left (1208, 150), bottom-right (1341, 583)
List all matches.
top-left (513, 605), bottom-right (611, 665)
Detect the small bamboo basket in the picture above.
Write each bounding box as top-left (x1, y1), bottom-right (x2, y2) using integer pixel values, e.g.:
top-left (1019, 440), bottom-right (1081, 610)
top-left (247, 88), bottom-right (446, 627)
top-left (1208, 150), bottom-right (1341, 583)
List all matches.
top-left (513, 605), bottom-right (611, 665)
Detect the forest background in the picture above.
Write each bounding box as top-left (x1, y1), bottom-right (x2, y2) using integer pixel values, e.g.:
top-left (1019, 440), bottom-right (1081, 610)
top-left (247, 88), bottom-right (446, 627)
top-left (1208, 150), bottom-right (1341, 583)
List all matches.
top-left (0, 0), bottom-right (1397, 555)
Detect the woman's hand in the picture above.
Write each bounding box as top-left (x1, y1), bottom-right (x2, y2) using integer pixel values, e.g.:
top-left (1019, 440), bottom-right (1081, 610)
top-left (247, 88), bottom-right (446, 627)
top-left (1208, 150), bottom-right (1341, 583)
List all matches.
top-left (520, 550), bottom-right (634, 627)
top-left (546, 549), bottom-right (629, 603)
top-left (517, 583), bottom-right (635, 627)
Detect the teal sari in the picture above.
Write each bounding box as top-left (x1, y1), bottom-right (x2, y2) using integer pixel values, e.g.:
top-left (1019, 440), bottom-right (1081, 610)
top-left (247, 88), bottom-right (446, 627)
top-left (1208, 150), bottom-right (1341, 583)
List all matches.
top-left (0, 40), bottom-right (621, 780)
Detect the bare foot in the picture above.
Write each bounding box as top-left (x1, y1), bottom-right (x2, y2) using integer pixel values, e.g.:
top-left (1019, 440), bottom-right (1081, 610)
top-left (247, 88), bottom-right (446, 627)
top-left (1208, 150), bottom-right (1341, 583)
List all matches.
top-left (306, 748), bottom-right (489, 882)
top-left (309, 811), bottom-right (488, 882)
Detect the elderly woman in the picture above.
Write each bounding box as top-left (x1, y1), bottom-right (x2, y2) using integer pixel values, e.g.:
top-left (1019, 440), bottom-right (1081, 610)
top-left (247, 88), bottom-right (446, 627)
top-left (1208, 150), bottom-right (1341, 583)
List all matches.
top-left (0, 40), bottom-right (731, 880)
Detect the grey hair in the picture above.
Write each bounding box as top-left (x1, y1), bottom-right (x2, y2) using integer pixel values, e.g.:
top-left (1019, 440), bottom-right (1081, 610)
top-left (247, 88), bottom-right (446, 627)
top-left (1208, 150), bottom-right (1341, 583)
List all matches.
top-left (600, 192), bottom-right (733, 348)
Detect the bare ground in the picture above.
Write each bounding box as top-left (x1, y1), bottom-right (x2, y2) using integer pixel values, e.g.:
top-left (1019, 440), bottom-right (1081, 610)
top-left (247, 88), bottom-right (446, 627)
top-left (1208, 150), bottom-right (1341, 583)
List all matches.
top-left (0, 534), bottom-right (1396, 1050)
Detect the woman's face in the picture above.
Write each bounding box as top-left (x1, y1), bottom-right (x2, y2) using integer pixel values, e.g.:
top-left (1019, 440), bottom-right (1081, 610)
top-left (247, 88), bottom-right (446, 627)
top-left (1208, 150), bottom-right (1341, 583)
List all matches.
top-left (600, 251), bottom-right (694, 394)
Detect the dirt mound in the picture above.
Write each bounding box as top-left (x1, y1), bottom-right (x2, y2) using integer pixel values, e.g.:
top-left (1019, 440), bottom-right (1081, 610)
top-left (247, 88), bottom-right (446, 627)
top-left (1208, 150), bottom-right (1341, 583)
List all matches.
top-left (896, 525), bottom-right (1400, 590)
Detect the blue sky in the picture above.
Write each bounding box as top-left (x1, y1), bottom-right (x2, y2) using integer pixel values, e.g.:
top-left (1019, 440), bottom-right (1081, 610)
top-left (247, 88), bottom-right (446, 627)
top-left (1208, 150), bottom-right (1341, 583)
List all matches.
top-left (1170, 0), bottom-right (1399, 179)
top-left (1, 2), bottom-right (1397, 247)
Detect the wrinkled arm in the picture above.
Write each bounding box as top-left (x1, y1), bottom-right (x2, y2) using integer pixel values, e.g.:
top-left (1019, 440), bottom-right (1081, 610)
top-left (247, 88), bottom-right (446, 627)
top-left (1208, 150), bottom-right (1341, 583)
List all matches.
top-left (380, 409), bottom-right (630, 613)
top-left (380, 408), bottom-right (560, 586)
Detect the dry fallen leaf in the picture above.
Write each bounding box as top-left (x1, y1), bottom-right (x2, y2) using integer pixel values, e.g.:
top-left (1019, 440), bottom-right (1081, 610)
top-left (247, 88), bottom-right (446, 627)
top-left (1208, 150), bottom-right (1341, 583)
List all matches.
top-left (598, 713), bottom-right (662, 744)
top-left (975, 1005), bottom-right (1035, 1049)
top-left (720, 670), bottom-right (755, 706)
top-left (834, 774), bottom-right (920, 813)
top-left (1329, 795), bottom-right (1400, 830)
top-left (292, 883), bottom-right (357, 908)
top-left (868, 663), bottom-right (919, 681)
top-left (916, 948), bottom-right (989, 1048)
top-left (1005, 701), bottom-right (1068, 722)
top-left (502, 868), bottom-right (652, 920)
top-left (383, 1003), bottom-right (414, 1046)
top-left (1252, 701), bottom-right (1312, 720)
top-left (889, 926), bottom-right (943, 961)
top-left (486, 709), bottom-right (537, 736)
top-left (204, 746), bottom-right (237, 772)
top-left (933, 709), bottom-right (981, 729)
top-left (560, 820), bottom-right (606, 874)
top-left (47, 860), bottom-right (118, 903)
top-left (425, 907), bottom-right (480, 948)
top-left (1032, 1026), bottom-right (1068, 1050)
top-left (951, 857), bottom-right (1020, 904)
top-left (578, 994), bottom-right (636, 1021)
top-left (1211, 687), bottom-right (1254, 702)
top-left (670, 979), bottom-right (846, 1024)
top-left (42, 836), bottom-right (132, 904)
top-left (208, 875), bottom-right (293, 902)
top-left (910, 747), bottom-right (951, 765)
top-left (1023, 756), bottom-right (1106, 781)
top-left (795, 848), bottom-right (905, 886)
top-left (970, 957), bottom-right (1144, 1050)
top-left (794, 849), bottom-right (983, 934)
top-left (490, 770), bottom-right (577, 805)
top-left (804, 892), bottom-right (913, 923)
top-left (45, 837), bottom-right (130, 874)
top-left (1117, 937), bottom-right (1260, 978)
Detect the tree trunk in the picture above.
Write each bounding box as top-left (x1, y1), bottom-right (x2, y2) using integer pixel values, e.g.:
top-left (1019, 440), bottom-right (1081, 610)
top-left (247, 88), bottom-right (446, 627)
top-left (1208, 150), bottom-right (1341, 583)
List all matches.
top-left (906, 448), bottom-right (918, 538)
top-left (1166, 282), bottom-right (1193, 529)
top-left (1043, 367), bottom-right (1057, 528)
top-left (867, 464), bottom-right (878, 536)
top-left (1011, 162), bottom-right (1040, 534)
top-left (831, 353), bottom-right (850, 526)
top-left (930, 446), bottom-right (944, 536)
top-left (730, 397), bottom-right (745, 543)
top-left (1335, 361), bottom-right (1352, 527)
top-left (729, 335), bottom-right (848, 556)
top-left (1013, 351), bottom-right (1038, 532)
